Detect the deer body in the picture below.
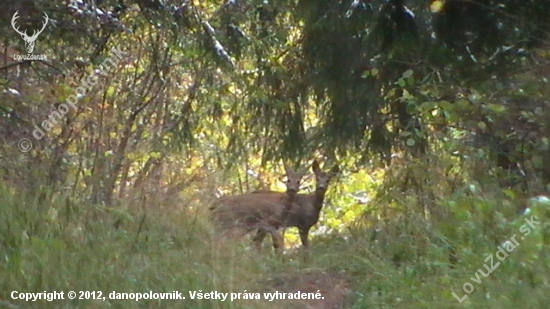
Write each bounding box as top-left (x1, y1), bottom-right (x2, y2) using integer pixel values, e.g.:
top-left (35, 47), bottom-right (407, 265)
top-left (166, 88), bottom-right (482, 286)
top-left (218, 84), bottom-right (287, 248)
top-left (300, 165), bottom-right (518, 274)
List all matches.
top-left (253, 161), bottom-right (339, 249)
top-left (213, 193), bottom-right (291, 233)
top-left (211, 163), bottom-right (304, 252)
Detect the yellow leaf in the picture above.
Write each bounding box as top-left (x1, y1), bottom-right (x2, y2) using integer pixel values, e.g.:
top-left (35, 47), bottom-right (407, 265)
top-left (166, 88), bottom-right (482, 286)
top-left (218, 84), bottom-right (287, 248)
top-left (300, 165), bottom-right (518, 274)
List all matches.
top-left (430, 0), bottom-right (444, 13)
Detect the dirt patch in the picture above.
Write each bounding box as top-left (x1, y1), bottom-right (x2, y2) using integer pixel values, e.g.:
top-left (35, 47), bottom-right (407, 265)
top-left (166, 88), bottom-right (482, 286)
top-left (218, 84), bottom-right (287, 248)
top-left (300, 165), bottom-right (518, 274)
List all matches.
top-left (262, 269), bottom-right (352, 309)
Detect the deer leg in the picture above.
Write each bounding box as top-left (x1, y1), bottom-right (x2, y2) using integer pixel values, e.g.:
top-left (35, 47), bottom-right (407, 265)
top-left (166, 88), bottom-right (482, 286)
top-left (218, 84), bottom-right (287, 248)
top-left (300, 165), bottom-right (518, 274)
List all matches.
top-left (299, 227), bottom-right (310, 248)
top-left (269, 229), bottom-right (284, 254)
top-left (256, 226), bottom-right (283, 253)
top-left (253, 228), bottom-right (268, 251)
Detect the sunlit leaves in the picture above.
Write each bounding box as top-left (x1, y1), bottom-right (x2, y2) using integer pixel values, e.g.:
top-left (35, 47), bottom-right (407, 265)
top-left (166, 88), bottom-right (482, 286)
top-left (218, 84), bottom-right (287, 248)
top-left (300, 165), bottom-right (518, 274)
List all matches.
top-left (362, 68), bottom-right (379, 79)
top-left (396, 78), bottom-right (406, 88)
top-left (395, 70), bottom-right (415, 88)
top-left (485, 104), bottom-right (507, 114)
top-left (430, 1), bottom-right (444, 13)
top-left (477, 121), bottom-right (487, 130)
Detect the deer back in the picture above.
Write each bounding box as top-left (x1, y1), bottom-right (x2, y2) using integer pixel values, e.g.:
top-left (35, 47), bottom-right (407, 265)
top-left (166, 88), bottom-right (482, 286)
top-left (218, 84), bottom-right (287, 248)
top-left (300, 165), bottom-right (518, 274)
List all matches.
top-left (212, 192), bottom-right (294, 232)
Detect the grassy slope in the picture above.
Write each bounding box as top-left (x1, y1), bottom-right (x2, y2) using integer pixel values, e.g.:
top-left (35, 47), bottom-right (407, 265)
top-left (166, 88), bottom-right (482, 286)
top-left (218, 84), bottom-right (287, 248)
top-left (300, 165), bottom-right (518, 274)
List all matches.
top-left (0, 185), bottom-right (549, 309)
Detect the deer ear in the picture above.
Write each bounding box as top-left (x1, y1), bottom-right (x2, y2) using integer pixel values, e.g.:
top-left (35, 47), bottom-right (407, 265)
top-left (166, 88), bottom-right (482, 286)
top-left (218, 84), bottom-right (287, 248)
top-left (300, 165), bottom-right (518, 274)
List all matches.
top-left (312, 160), bottom-right (321, 174)
top-left (283, 161), bottom-right (295, 174)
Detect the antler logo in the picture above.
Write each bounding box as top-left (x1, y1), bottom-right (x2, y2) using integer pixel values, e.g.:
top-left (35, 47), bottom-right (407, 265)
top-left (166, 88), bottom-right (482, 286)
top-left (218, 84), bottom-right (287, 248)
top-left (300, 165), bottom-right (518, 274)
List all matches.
top-left (12, 11), bottom-right (49, 54)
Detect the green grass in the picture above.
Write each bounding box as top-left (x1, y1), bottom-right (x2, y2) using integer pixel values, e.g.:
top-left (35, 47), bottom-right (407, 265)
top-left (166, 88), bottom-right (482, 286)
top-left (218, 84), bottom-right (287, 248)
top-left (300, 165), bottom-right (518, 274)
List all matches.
top-left (1, 184), bottom-right (549, 309)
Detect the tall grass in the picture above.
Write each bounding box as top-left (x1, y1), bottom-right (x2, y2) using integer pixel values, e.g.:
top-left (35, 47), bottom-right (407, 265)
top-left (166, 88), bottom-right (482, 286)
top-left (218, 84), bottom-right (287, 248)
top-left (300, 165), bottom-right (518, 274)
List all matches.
top-left (1, 181), bottom-right (549, 309)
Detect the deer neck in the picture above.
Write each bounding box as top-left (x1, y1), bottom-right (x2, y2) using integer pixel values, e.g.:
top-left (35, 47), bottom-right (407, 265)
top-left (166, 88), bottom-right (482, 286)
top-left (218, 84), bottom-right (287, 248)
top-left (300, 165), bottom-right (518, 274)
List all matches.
top-left (283, 192), bottom-right (297, 211)
top-left (312, 188), bottom-right (327, 211)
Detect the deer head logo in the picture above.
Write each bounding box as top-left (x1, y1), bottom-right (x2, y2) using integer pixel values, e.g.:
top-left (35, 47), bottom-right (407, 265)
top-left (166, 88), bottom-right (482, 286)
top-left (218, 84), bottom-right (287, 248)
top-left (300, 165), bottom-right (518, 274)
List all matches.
top-left (12, 11), bottom-right (49, 54)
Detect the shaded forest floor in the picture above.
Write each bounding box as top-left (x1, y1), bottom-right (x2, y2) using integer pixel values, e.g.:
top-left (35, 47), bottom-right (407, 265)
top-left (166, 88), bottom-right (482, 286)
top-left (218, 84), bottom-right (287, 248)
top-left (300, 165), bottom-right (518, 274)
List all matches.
top-left (1, 185), bottom-right (549, 309)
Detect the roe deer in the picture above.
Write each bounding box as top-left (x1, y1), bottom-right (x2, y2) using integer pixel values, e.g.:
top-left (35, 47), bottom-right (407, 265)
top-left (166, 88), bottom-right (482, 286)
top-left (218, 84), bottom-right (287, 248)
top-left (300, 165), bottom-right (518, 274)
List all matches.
top-left (253, 160), bottom-right (339, 249)
top-left (210, 162), bottom-right (305, 252)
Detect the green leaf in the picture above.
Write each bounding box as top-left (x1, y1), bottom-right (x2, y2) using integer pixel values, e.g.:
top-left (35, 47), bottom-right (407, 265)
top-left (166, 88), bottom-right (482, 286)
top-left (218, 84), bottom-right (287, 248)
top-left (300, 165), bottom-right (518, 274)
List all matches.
top-left (420, 101), bottom-right (436, 111)
top-left (487, 104), bottom-right (506, 113)
top-left (150, 151), bottom-right (162, 159)
top-left (406, 138), bottom-right (415, 146)
top-left (502, 189), bottom-right (516, 199)
top-left (541, 137), bottom-right (549, 150)
top-left (438, 101), bottom-right (453, 112)
top-left (531, 155), bottom-right (543, 169)
top-left (371, 68), bottom-right (379, 77)
top-left (402, 69), bottom-right (413, 78)
top-left (406, 102), bottom-right (417, 114)
top-left (457, 99), bottom-right (470, 109)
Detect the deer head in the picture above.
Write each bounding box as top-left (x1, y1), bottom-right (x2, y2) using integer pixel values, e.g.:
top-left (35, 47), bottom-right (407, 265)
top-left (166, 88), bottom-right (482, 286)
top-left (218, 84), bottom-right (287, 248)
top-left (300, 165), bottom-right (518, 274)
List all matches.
top-left (282, 161), bottom-right (305, 198)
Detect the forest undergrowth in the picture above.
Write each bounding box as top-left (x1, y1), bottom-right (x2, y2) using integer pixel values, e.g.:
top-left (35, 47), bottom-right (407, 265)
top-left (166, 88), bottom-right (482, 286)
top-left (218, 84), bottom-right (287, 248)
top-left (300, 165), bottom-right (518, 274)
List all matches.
top-left (1, 158), bottom-right (549, 309)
